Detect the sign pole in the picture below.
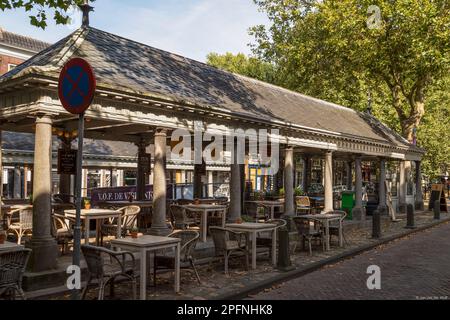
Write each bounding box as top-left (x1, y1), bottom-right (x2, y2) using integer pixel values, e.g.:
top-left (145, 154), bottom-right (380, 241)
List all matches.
top-left (72, 112), bottom-right (85, 300)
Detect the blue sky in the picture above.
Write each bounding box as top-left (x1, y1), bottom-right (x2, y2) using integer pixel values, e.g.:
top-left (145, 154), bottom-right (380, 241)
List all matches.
top-left (0, 0), bottom-right (269, 62)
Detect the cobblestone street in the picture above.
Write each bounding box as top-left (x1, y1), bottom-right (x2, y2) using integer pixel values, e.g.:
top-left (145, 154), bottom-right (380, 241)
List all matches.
top-left (250, 221), bottom-right (450, 300)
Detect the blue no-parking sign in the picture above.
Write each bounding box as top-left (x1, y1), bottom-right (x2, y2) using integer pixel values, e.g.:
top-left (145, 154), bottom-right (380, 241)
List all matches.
top-left (58, 58), bottom-right (96, 114)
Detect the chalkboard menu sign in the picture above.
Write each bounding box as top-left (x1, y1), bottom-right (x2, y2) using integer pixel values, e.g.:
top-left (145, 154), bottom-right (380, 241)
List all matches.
top-left (428, 184), bottom-right (448, 212)
top-left (138, 153), bottom-right (151, 174)
top-left (57, 149), bottom-right (77, 175)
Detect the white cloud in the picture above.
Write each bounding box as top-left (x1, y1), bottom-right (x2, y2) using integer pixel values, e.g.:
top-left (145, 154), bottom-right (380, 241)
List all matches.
top-left (0, 0), bottom-right (269, 62)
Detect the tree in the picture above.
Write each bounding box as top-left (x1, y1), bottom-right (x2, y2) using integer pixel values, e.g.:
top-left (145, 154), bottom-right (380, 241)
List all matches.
top-left (0, 0), bottom-right (93, 29)
top-left (251, 0), bottom-right (450, 142)
top-left (206, 52), bottom-right (278, 85)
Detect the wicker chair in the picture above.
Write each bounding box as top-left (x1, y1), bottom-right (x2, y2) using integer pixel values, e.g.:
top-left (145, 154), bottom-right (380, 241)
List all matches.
top-left (256, 219), bottom-right (287, 259)
top-left (100, 206), bottom-right (140, 245)
top-left (170, 205), bottom-right (198, 230)
top-left (296, 196), bottom-right (311, 215)
top-left (245, 202), bottom-right (268, 222)
top-left (292, 217), bottom-right (325, 256)
top-left (325, 210), bottom-right (348, 247)
top-left (0, 249), bottom-right (31, 300)
top-left (153, 230), bottom-right (201, 286)
top-left (51, 213), bottom-right (74, 255)
top-left (81, 245), bottom-right (137, 300)
top-left (7, 206), bottom-right (33, 245)
top-left (209, 227), bottom-right (249, 274)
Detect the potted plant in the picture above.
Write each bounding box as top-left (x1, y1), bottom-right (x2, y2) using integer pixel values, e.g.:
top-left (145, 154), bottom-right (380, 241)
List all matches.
top-left (84, 199), bottom-right (91, 210)
top-left (0, 230), bottom-right (6, 244)
top-left (130, 227), bottom-right (139, 239)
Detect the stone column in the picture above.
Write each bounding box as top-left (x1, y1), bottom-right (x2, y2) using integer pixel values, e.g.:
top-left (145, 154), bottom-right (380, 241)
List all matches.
top-left (23, 166), bottom-right (29, 198)
top-left (352, 156), bottom-right (365, 221)
top-left (284, 147), bottom-right (295, 216)
top-left (346, 161), bottom-right (353, 191)
top-left (117, 170), bottom-right (124, 186)
top-left (149, 128), bottom-right (170, 235)
top-left (324, 151), bottom-right (334, 212)
top-left (193, 164), bottom-right (203, 199)
top-left (378, 158), bottom-right (387, 215)
top-left (302, 155), bottom-right (310, 192)
top-left (27, 116), bottom-right (58, 272)
top-left (228, 140), bottom-right (242, 222)
top-left (399, 161), bottom-right (407, 213)
top-left (81, 169), bottom-right (88, 197)
top-left (415, 161), bottom-right (424, 211)
top-left (208, 171), bottom-right (214, 198)
top-left (13, 166), bottom-right (21, 199)
top-left (136, 141), bottom-right (149, 201)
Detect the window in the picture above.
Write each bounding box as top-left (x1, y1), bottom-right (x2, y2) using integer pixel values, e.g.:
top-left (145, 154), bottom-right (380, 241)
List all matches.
top-left (7, 64), bottom-right (17, 71)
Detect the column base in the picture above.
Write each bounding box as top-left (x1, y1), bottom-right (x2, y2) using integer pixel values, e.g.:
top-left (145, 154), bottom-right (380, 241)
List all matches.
top-left (146, 225), bottom-right (172, 236)
top-left (26, 237), bottom-right (58, 273)
top-left (377, 205), bottom-right (388, 215)
top-left (399, 203), bottom-right (407, 213)
top-left (352, 207), bottom-right (366, 221)
top-left (415, 201), bottom-right (425, 211)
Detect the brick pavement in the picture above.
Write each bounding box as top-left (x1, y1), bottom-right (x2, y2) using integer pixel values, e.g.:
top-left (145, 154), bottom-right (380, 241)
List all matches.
top-left (250, 222), bottom-right (450, 300)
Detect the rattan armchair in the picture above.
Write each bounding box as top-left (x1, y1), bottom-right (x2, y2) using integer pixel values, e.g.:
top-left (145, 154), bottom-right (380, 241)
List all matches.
top-left (296, 196), bottom-right (312, 215)
top-left (81, 245), bottom-right (137, 300)
top-left (51, 213), bottom-right (75, 255)
top-left (100, 205), bottom-right (140, 245)
top-left (256, 219), bottom-right (287, 259)
top-left (325, 210), bottom-right (348, 247)
top-left (170, 205), bottom-right (198, 230)
top-left (7, 206), bottom-right (33, 245)
top-left (0, 249), bottom-right (31, 300)
top-left (153, 230), bottom-right (201, 286)
top-left (209, 227), bottom-right (249, 274)
top-left (292, 217), bottom-right (325, 256)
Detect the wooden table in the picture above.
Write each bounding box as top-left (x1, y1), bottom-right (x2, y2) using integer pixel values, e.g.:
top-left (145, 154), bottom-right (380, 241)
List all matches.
top-left (246, 201), bottom-right (285, 219)
top-left (297, 213), bottom-right (343, 251)
top-left (111, 235), bottom-right (181, 300)
top-left (183, 204), bottom-right (228, 242)
top-left (0, 241), bottom-right (24, 252)
top-left (65, 209), bottom-right (122, 245)
top-left (226, 222), bottom-right (278, 270)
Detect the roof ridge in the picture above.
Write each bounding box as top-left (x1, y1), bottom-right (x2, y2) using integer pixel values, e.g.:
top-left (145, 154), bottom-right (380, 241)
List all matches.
top-left (49, 27), bottom-right (90, 68)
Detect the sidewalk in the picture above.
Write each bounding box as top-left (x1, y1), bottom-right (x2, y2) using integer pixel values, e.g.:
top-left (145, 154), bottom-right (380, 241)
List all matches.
top-left (33, 210), bottom-right (449, 300)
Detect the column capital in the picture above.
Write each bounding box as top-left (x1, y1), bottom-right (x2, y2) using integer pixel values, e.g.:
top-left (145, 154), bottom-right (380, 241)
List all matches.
top-left (155, 127), bottom-right (168, 136)
top-left (35, 115), bottom-right (53, 125)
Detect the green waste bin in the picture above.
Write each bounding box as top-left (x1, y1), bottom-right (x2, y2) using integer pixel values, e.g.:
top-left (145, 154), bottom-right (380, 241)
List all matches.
top-left (341, 191), bottom-right (355, 220)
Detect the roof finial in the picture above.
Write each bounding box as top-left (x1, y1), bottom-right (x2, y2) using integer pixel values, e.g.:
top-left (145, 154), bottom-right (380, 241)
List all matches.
top-left (79, 0), bottom-right (94, 28)
top-left (366, 90), bottom-right (373, 115)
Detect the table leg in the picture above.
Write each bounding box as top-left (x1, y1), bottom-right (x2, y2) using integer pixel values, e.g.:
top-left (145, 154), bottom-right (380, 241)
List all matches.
top-left (325, 220), bottom-right (330, 251)
top-left (339, 219), bottom-right (344, 247)
top-left (117, 214), bottom-right (122, 239)
top-left (174, 243), bottom-right (180, 293)
top-left (271, 207), bottom-right (275, 220)
top-left (222, 209), bottom-right (226, 227)
top-left (140, 248), bottom-right (147, 300)
top-left (84, 218), bottom-right (90, 245)
top-left (202, 210), bottom-right (207, 242)
top-left (95, 219), bottom-right (101, 246)
top-left (271, 229), bottom-right (277, 266)
top-left (251, 232), bottom-right (257, 270)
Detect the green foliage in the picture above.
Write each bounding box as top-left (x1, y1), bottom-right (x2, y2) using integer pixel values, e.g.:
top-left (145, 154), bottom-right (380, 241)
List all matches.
top-left (251, 0), bottom-right (450, 142)
top-left (206, 52), bottom-right (279, 85)
top-left (0, 0), bottom-right (94, 29)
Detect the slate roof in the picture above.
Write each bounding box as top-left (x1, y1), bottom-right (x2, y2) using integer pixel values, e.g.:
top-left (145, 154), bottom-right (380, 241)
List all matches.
top-left (0, 27), bottom-right (420, 151)
top-left (0, 28), bottom-right (50, 53)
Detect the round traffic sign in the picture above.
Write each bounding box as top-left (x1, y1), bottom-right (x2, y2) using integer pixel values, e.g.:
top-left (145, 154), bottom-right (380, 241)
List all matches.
top-left (58, 58), bottom-right (96, 114)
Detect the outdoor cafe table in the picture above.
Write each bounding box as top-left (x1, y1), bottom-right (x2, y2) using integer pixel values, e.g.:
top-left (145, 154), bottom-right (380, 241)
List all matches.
top-left (111, 235), bottom-right (181, 300)
top-left (0, 241), bottom-right (24, 252)
top-left (225, 222), bottom-right (278, 270)
top-left (182, 204), bottom-right (228, 242)
top-left (64, 209), bottom-right (122, 245)
top-left (297, 213), bottom-right (343, 251)
top-left (246, 201), bottom-right (285, 219)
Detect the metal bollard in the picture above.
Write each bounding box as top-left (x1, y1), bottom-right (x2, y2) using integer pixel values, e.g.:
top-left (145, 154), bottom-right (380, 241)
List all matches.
top-left (406, 204), bottom-right (416, 229)
top-left (277, 226), bottom-right (295, 272)
top-left (372, 210), bottom-right (381, 239)
top-left (434, 200), bottom-right (441, 220)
